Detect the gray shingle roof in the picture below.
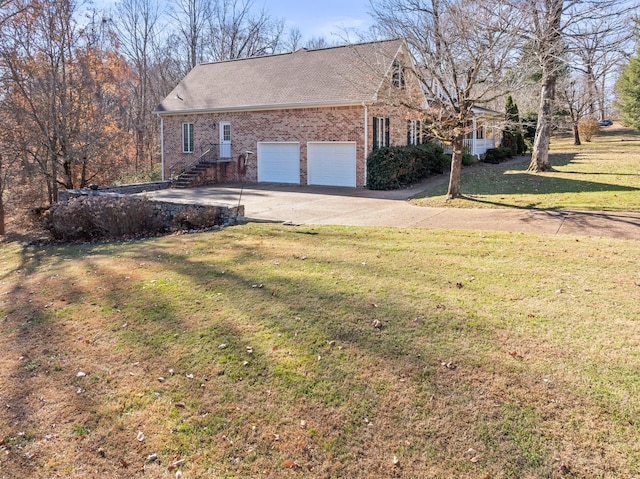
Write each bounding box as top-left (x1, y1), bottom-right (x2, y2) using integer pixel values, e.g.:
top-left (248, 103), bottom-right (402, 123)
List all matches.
top-left (155, 39), bottom-right (404, 114)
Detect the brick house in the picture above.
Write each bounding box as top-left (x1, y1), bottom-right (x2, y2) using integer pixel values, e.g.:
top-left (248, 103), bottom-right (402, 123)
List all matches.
top-left (154, 39), bottom-right (426, 188)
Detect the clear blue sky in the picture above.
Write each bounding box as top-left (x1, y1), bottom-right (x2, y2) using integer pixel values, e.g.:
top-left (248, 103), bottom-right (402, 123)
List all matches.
top-left (94, 0), bottom-right (374, 42)
top-left (261, 0), bottom-right (373, 41)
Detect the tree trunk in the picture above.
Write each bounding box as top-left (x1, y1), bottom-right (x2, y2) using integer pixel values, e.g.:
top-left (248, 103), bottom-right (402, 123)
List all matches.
top-left (50, 149), bottom-right (58, 205)
top-left (573, 123), bottom-right (581, 145)
top-left (446, 133), bottom-right (464, 199)
top-left (0, 192), bottom-right (4, 236)
top-left (528, 67), bottom-right (557, 172)
top-left (0, 155), bottom-right (4, 236)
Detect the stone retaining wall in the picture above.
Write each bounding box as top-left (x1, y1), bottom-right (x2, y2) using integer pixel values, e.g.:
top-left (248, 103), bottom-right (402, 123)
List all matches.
top-left (58, 181), bottom-right (171, 202)
top-left (152, 200), bottom-right (244, 228)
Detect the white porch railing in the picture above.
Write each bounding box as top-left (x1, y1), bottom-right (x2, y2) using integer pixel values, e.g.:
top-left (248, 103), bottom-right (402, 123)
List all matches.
top-left (442, 138), bottom-right (496, 157)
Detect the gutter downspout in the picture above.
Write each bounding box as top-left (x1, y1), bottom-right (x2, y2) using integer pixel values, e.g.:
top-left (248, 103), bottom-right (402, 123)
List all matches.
top-left (363, 103), bottom-right (368, 187)
top-left (160, 116), bottom-right (165, 181)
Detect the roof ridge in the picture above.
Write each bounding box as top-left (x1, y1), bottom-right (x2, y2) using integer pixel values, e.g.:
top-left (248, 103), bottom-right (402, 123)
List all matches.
top-left (299, 37), bottom-right (402, 53)
top-left (196, 38), bottom-right (403, 67)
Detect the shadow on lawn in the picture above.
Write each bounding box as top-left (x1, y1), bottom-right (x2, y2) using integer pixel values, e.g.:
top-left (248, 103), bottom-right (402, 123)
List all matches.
top-left (437, 151), bottom-right (640, 206)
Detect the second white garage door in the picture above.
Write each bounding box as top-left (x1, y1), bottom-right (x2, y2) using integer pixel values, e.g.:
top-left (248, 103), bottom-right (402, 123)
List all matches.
top-left (307, 142), bottom-right (357, 187)
top-left (257, 142), bottom-right (300, 184)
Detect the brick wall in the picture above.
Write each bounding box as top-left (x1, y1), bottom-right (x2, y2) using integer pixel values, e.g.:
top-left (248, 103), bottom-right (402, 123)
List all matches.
top-left (162, 106), bottom-right (366, 185)
top-left (161, 76), bottom-right (424, 187)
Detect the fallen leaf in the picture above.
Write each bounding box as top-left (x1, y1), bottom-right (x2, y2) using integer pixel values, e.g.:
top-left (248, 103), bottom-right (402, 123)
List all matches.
top-left (282, 459), bottom-right (300, 469)
top-left (440, 361), bottom-right (456, 370)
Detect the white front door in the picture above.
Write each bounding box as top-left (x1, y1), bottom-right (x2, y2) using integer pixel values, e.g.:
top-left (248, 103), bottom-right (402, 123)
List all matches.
top-left (219, 122), bottom-right (231, 159)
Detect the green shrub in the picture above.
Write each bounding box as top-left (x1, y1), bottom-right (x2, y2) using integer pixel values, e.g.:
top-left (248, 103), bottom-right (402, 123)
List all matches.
top-left (483, 146), bottom-right (513, 164)
top-left (442, 151), bottom-right (474, 167)
top-left (462, 150), bottom-right (475, 166)
top-left (367, 143), bottom-right (446, 190)
top-left (116, 165), bottom-right (162, 185)
top-left (517, 133), bottom-right (528, 154)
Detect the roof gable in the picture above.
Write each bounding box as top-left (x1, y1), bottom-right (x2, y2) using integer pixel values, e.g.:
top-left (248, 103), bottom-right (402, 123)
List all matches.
top-left (155, 39), bottom-right (406, 114)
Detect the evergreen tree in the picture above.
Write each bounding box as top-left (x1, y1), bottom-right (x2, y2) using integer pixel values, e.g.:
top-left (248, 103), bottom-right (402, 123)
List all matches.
top-left (501, 96), bottom-right (526, 155)
top-left (615, 47), bottom-right (640, 130)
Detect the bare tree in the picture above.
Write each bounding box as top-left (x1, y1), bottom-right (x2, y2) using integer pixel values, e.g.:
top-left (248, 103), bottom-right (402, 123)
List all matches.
top-left (0, 0), bottom-right (131, 204)
top-left (557, 75), bottom-right (590, 144)
top-left (516, 0), bottom-right (635, 172)
top-left (115, 0), bottom-right (164, 171)
top-left (305, 36), bottom-right (334, 49)
top-left (371, 0), bottom-right (525, 199)
top-left (565, 9), bottom-right (636, 121)
top-left (206, 0), bottom-right (284, 61)
top-left (170, 0), bottom-right (211, 72)
top-left (285, 27), bottom-right (303, 52)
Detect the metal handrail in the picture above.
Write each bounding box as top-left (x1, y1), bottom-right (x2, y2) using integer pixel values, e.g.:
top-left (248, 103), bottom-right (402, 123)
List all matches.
top-left (169, 144), bottom-right (221, 180)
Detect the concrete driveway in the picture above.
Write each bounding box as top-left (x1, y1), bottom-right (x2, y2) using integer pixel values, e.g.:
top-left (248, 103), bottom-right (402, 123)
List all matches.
top-left (147, 181), bottom-right (640, 240)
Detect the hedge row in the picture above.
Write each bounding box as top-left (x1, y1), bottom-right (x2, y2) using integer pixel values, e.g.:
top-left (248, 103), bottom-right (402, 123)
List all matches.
top-left (367, 143), bottom-right (446, 190)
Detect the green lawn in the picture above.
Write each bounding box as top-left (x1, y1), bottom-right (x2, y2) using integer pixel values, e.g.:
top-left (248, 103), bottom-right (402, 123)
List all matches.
top-left (413, 125), bottom-right (640, 211)
top-left (1, 224), bottom-right (639, 478)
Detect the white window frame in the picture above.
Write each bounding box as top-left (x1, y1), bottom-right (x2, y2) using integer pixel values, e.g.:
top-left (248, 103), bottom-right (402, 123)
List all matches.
top-left (408, 119), bottom-right (421, 145)
top-left (373, 117), bottom-right (389, 150)
top-left (182, 122), bottom-right (194, 153)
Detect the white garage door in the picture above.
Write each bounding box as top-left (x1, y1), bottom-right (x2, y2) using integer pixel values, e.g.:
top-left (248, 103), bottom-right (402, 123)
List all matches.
top-left (307, 142), bottom-right (357, 187)
top-left (257, 142), bottom-right (300, 184)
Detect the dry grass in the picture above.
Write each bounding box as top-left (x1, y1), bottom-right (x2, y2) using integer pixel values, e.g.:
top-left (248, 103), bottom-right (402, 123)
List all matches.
top-left (413, 124), bottom-right (640, 211)
top-left (1, 224), bottom-right (639, 478)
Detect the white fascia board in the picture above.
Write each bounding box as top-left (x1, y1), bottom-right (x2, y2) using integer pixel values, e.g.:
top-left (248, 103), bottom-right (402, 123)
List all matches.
top-left (153, 100), bottom-right (374, 116)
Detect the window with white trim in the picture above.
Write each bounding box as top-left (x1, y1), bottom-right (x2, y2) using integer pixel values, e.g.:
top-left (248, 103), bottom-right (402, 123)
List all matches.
top-left (407, 119), bottom-right (421, 145)
top-left (182, 122), bottom-right (194, 153)
top-left (222, 123), bottom-right (231, 142)
top-left (372, 117), bottom-right (390, 150)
